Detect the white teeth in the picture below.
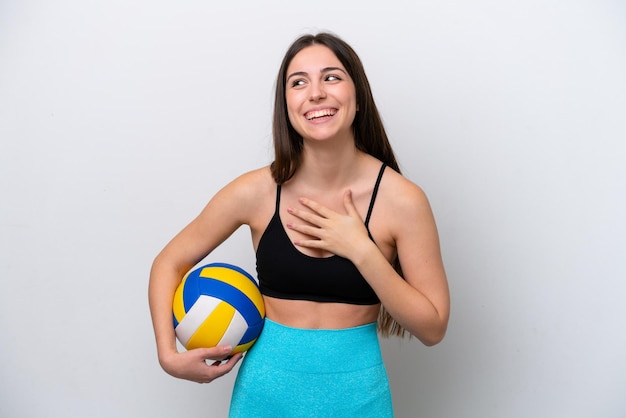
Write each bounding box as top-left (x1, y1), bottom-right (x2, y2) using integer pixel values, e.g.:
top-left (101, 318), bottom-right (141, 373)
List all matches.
top-left (306, 109), bottom-right (337, 120)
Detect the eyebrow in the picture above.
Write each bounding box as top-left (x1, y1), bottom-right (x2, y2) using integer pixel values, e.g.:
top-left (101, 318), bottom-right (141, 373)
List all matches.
top-left (286, 66), bottom-right (348, 82)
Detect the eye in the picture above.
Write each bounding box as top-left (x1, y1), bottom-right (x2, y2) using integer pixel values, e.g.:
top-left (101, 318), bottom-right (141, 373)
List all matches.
top-left (325, 74), bottom-right (342, 82)
top-left (290, 79), bottom-right (306, 88)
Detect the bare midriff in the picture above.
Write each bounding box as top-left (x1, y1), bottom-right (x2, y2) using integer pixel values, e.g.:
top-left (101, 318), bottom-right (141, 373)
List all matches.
top-left (263, 296), bottom-right (380, 329)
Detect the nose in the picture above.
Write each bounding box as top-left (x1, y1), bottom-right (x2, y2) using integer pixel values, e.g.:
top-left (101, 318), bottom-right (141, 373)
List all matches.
top-left (309, 81), bottom-right (326, 101)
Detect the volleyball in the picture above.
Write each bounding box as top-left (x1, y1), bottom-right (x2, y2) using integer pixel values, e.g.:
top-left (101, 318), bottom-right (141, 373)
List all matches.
top-left (172, 262), bottom-right (265, 354)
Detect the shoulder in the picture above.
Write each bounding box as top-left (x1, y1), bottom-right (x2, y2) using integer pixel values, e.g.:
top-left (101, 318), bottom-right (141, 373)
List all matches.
top-left (381, 167), bottom-right (429, 206)
top-left (159, 166), bottom-right (275, 258)
top-left (204, 165), bottom-right (275, 224)
top-left (379, 167), bottom-right (435, 234)
top-left (225, 165), bottom-right (275, 198)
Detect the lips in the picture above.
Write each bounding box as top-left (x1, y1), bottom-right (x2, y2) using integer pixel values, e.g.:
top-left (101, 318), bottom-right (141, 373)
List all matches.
top-left (305, 108), bottom-right (337, 120)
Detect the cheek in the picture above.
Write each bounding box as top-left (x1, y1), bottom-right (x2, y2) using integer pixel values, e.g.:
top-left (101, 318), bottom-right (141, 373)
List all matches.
top-left (343, 90), bottom-right (358, 116)
top-left (285, 108), bottom-right (304, 136)
top-left (345, 91), bottom-right (357, 108)
top-left (287, 111), bottom-right (299, 130)
top-left (285, 95), bottom-right (301, 124)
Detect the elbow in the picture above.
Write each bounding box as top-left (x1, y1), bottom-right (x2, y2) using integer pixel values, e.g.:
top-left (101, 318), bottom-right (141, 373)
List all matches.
top-left (421, 334), bottom-right (444, 347)
top-left (420, 334), bottom-right (444, 347)
top-left (419, 323), bottom-right (448, 347)
top-left (421, 306), bottom-right (450, 346)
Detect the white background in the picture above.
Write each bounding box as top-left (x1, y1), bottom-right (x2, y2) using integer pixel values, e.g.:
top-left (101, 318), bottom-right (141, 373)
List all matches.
top-left (1, 1), bottom-right (625, 417)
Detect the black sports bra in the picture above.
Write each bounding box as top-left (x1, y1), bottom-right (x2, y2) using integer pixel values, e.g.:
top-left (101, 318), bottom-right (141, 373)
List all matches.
top-left (255, 163), bottom-right (386, 305)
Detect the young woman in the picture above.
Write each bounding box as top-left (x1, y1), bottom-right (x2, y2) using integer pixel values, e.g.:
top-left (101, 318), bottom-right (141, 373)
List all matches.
top-left (149, 32), bottom-right (450, 417)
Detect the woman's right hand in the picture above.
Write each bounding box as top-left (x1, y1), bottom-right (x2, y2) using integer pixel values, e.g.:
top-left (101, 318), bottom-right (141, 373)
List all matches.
top-left (159, 346), bottom-right (243, 384)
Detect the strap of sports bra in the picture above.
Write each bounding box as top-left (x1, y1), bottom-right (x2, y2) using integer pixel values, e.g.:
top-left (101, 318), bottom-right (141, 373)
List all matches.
top-left (275, 184), bottom-right (282, 213)
top-left (364, 163), bottom-right (387, 228)
top-left (274, 162), bottom-right (386, 229)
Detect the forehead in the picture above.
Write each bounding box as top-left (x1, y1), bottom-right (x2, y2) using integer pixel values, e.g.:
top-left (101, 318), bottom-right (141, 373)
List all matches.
top-left (287, 44), bottom-right (346, 74)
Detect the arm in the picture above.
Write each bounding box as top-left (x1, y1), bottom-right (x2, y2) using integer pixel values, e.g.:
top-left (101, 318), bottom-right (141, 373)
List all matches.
top-left (353, 184), bottom-right (449, 345)
top-left (148, 170), bottom-right (265, 382)
top-left (287, 177), bottom-right (450, 345)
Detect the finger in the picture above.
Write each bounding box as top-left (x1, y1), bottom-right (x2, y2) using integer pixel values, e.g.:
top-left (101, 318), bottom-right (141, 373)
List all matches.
top-left (297, 197), bottom-right (333, 218)
top-left (287, 206), bottom-right (325, 226)
top-left (343, 189), bottom-right (361, 218)
top-left (286, 222), bottom-right (323, 238)
top-left (203, 353), bottom-right (243, 383)
top-left (227, 352), bottom-right (243, 364)
top-left (213, 353), bottom-right (243, 373)
top-left (197, 345), bottom-right (233, 361)
top-left (217, 352), bottom-right (243, 367)
top-left (293, 238), bottom-right (326, 249)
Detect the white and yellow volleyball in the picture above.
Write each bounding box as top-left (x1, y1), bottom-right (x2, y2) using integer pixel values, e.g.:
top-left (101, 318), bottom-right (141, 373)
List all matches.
top-left (172, 263), bottom-right (265, 354)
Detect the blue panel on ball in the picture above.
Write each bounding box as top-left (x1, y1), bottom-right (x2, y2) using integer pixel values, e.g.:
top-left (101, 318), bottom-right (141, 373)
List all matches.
top-left (182, 269), bottom-right (202, 313)
top-left (197, 278), bottom-right (262, 324)
top-left (240, 319), bottom-right (265, 344)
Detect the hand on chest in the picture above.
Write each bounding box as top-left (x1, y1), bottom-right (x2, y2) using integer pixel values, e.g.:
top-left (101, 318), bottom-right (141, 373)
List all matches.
top-left (279, 186), bottom-right (373, 258)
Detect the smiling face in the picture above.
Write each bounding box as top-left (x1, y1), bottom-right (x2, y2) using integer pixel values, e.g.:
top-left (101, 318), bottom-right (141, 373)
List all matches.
top-left (285, 44), bottom-right (358, 144)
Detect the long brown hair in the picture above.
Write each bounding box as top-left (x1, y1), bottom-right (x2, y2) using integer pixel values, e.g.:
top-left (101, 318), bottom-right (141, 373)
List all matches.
top-left (271, 32), bottom-right (407, 337)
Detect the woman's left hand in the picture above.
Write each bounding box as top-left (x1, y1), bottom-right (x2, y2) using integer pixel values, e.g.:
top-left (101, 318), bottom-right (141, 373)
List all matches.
top-left (286, 190), bottom-right (372, 260)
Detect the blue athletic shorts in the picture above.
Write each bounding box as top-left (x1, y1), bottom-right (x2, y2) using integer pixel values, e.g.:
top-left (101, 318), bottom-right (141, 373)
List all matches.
top-left (229, 318), bottom-right (393, 417)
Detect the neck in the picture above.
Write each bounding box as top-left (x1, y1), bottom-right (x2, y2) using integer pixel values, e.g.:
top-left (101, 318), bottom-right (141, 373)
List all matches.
top-left (296, 139), bottom-right (364, 189)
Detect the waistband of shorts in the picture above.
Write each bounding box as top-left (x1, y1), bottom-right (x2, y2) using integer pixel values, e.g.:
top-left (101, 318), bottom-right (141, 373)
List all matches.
top-left (254, 318), bottom-right (383, 373)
